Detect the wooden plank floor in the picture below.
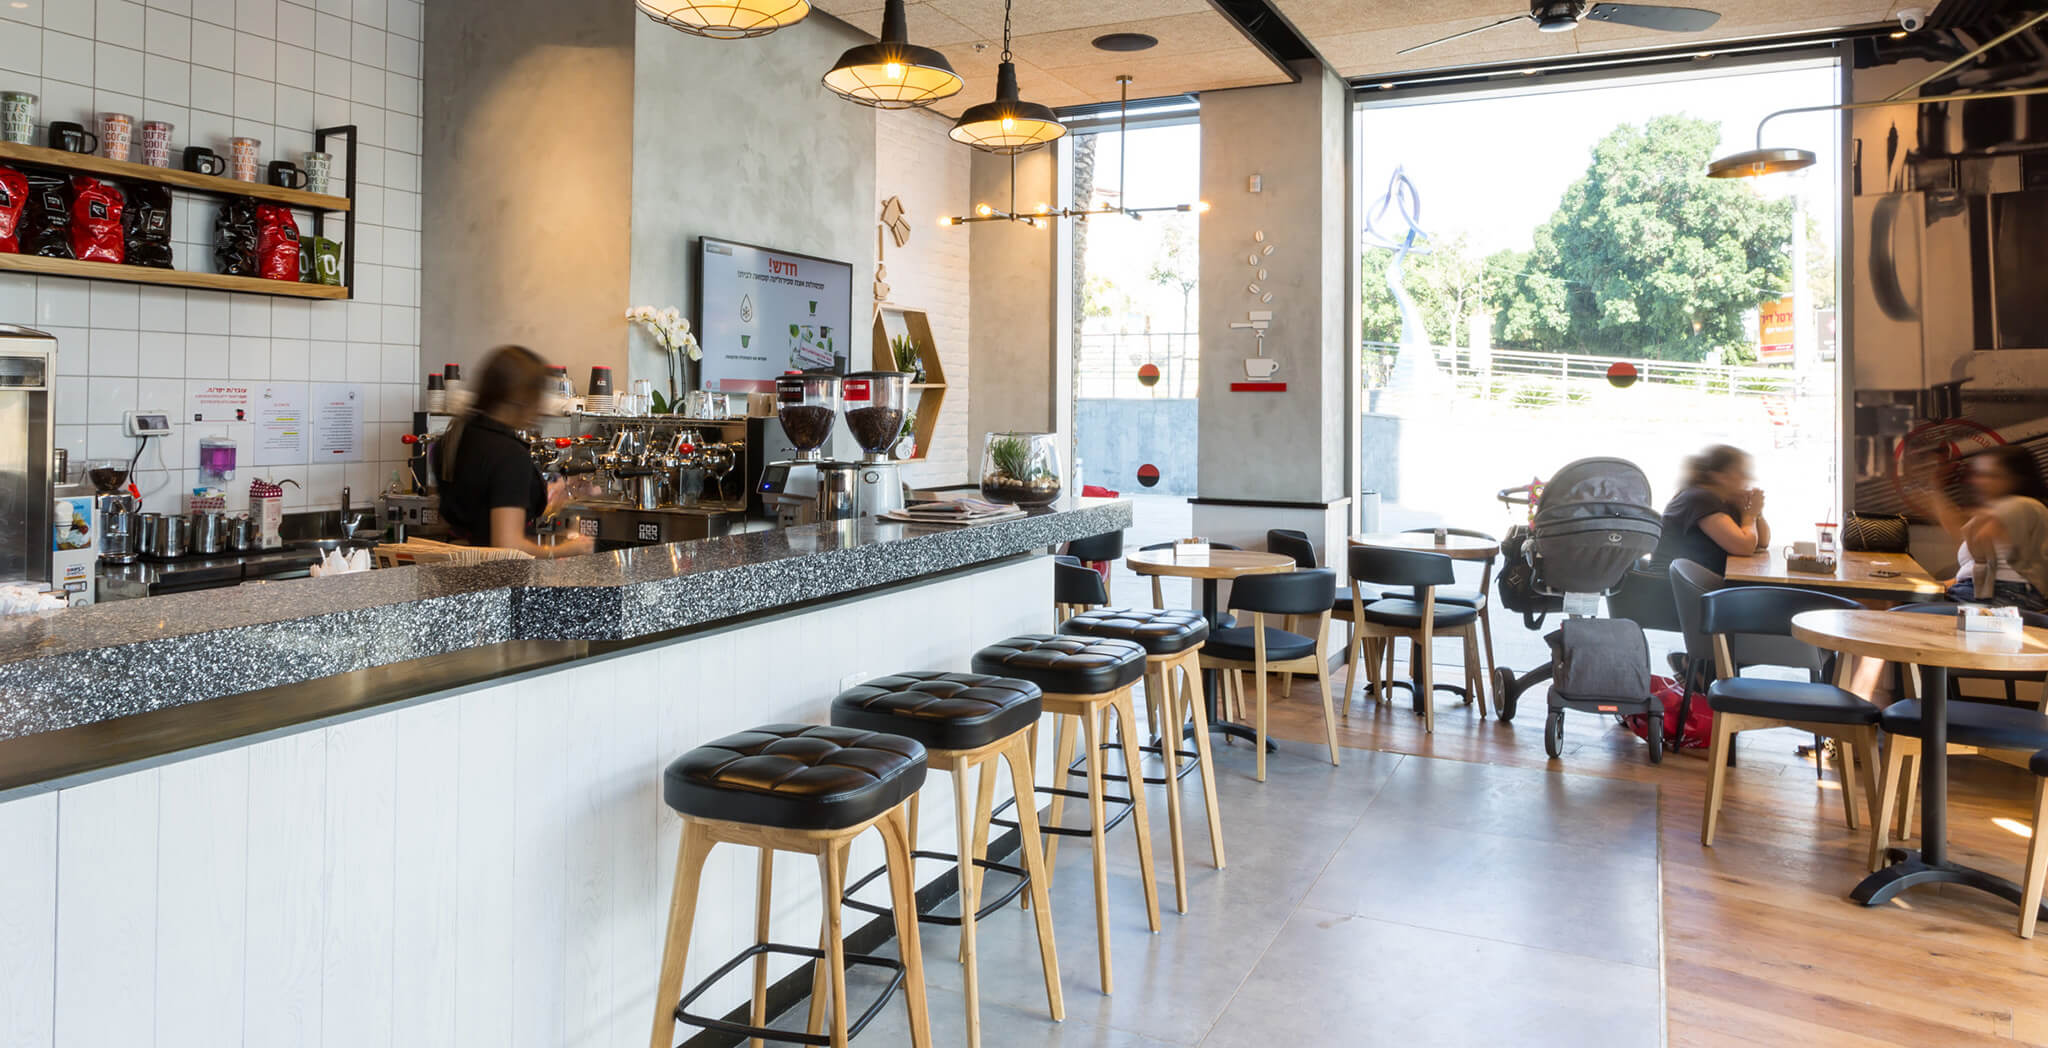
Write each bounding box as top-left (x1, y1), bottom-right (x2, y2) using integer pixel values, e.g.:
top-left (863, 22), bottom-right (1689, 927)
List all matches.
top-left (1247, 662), bottom-right (2048, 1047)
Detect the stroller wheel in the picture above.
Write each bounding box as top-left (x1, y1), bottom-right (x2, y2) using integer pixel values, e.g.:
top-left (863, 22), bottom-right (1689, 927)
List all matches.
top-left (1491, 667), bottom-right (1519, 722)
top-left (1646, 716), bottom-right (1663, 764)
top-left (1543, 710), bottom-right (1565, 759)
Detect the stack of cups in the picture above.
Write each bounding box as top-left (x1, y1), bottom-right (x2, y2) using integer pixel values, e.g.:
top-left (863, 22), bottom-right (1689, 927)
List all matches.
top-left (302, 151), bottom-right (332, 194)
top-left (228, 136), bottom-right (261, 182)
top-left (141, 120), bottom-right (174, 167)
top-left (0, 92), bottom-right (34, 144)
top-left (98, 113), bottom-right (133, 161)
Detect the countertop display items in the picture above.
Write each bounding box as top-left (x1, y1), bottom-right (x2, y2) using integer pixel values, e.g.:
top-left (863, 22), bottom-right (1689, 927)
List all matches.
top-left (981, 431), bottom-right (1061, 506)
top-left (627, 304), bottom-right (702, 403)
top-left (871, 305), bottom-right (947, 462)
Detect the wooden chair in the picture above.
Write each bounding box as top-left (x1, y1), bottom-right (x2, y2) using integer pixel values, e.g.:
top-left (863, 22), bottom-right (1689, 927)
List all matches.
top-left (1063, 529), bottom-right (1125, 604)
top-left (1401, 527), bottom-right (1500, 710)
top-left (1344, 545), bottom-right (1483, 733)
top-left (1266, 529), bottom-right (1350, 696)
top-left (1698, 586), bottom-right (1881, 847)
top-left (1198, 569), bottom-right (1339, 781)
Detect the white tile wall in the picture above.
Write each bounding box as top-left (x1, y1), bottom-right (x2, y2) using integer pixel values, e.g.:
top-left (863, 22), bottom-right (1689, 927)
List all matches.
top-left (876, 108), bottom-right (972, 486)
top-left (0, 0), bottom-right (425, 513)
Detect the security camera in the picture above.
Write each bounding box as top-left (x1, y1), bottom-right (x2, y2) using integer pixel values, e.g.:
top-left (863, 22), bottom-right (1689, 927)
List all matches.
top-left (1897, 7), bottom-right (1926, 32)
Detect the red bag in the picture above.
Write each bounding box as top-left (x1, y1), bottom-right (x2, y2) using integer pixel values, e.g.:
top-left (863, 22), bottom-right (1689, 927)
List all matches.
top-left (68, 176), bottom-right (124, 263)
top-left (1626, 674), bottom-right (1714, 751)
top-left (255, 204), bottom-right (300, 281)
top-left (0, 166), bottom-right (25, 253)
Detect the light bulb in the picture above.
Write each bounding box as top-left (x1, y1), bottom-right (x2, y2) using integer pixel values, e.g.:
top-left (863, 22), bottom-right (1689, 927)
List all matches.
top-left (1194, 200), bottom-right (1211, 213)
top-left (937, 215), bottom-right (954, 226)
top-left (1035, 203), bottom-right (1049, 215)
top-left (1001, 116), bottom-right (1015, 130)
top-left (885, 62), bottom-right (903, 80)
top-left (975, 203), bottom-right (993, 217)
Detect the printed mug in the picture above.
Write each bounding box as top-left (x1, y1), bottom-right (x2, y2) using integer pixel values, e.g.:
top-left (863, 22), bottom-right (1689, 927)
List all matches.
top-left (301, 151), bottom-right (333, 194)
top-left (265, 160), bottom-right (307, 189)
top-left (47, 120), bottom-right (98, 154)
top-left (182, 146), bottom-right (226, 176)
top-left (0, 91), bottom-right (35, 145)
top-left (97, 112), bottom-right (133, 161)
top-left (227, 136), bottom-right (261, 182)
top-left (140, 121), bottom-right (174, 167)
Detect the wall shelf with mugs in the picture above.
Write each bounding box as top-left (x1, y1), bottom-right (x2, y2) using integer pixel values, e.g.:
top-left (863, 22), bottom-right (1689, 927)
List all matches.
top-left (870, 306), bottom-right (947, 463)
top-left (0, 122), bottom-right (358, 300)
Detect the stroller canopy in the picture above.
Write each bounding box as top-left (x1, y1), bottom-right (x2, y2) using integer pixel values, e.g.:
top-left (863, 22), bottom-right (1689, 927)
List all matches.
top-left (1527, 457), bottom-right (1662, 596)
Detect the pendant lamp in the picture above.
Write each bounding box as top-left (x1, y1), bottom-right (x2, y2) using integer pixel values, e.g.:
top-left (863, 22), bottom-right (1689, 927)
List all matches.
top-left (949, 1), bottom-right (1064, 154)
top-left (822, 0), bottom-right (963, 109)
top-left (634, 0), bottom-right (810, 39)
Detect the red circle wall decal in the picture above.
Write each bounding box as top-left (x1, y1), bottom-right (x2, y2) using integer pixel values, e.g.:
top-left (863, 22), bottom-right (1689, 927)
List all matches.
top-left (1136, 464), bottom-right (1161, 488)
top-left (1137, 363), bottom-right (1161, 387)
top-left (1606, 361), bottom-right (1639, 389)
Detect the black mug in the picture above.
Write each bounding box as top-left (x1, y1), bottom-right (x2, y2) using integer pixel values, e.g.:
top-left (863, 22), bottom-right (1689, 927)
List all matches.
top-left (265, 160), bottom-right (307, 189)
top-left (48, 121), bottom-right (97, 154)
top-left (182, 146), bottom-right (226, 176)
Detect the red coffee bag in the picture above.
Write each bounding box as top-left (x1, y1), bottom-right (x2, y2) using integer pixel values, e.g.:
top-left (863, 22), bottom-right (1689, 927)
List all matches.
top-left (255, 204), bottom-right (300, 281)
top-left (0, 166), bottom-right (26, 254)
top-left (68, 176), bottom-right (125, 264)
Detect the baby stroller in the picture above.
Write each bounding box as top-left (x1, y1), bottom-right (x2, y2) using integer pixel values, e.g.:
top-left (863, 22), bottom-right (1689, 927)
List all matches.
top-left (1490, 457), bottom-right (1666, 762)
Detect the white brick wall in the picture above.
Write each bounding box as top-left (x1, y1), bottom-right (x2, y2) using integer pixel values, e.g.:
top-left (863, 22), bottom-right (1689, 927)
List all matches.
top-left (875, 107), bottom-right (971, 487)
top-left (0, 0), bottom-right (424, 514)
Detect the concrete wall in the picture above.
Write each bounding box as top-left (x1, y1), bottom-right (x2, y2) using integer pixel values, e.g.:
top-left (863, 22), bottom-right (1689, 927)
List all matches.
top-left (1195, 62), bottom-right (1350, 504)
top-left (1076, 398), bottom-right (1199, 495)
top-left (876, 109), bottom-right (973, 487)
top-left (421, 0), bottom-right (634, 386)
top-left (628, 19), bottom-right (877, 389)
top-left (967, 147), bottom-right (1059, 468)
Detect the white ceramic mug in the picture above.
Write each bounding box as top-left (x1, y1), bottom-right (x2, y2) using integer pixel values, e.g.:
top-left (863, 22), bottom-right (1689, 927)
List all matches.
top-left (1788, 540), bottom-right (1818, 559)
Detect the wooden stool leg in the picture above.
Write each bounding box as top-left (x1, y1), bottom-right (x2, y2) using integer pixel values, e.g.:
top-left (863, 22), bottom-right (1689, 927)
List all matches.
top-left (1314, 650), bottom-right (1339, 767)
top-left (1003, 734), bottom-right (1065, 1020)
top-left (649, 821), bottom-right (714, 1048)
top-left (1179, 656), bottom-right (1227, 869)
top-left (1870, 735), bottom-right (1911, 872)
top-left (969, 754), bottom-right (998, 905)
top-left (952, 761), bottom-right (983, 1047)
top-left (2021, 775), bottom-right (2048, 939)
top-left (1836, 730), bottom-right (1864, 832)
top-left (1112, 687), bottom-right (1162, 934)
top-left (1701, 715), bottom-right (1734, 847)
top-left (1154, 662), bottom-right (1189, 914)
top-left (750, 848), bottom-right (774, 1048)
top-left (1044, 713), bottom-right (1077, 884)
top-left (1080, 703), bottom-right (1116, 994)
top-left (879, 809), bottom-right (933, 1048)
top-left (818, 840), bottom-right (851, 1047)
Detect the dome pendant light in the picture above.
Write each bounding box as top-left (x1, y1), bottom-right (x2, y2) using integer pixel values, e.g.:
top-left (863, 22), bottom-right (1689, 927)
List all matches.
top-left (635, 0), bottom-right (811, 39)
top-left (949, 1), bottom-right (1065, 155)
top-left (823, 0), bottom-right (963, 109)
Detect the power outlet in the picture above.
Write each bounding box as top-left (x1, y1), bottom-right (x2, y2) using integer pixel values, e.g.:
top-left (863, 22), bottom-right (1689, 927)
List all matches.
top-left (839, 671), bottom-right (872, 692)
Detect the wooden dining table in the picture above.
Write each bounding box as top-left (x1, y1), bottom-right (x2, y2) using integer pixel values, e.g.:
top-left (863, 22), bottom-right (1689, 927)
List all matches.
top-left (1791, 608), bottom-right (2048, 920)
top-left (1127, 545), bottom-right (1297, 748)
top-left (1348, 532), bottom-right (1502, 710)
top-left (1723, 549), bottom-right (1946, 602)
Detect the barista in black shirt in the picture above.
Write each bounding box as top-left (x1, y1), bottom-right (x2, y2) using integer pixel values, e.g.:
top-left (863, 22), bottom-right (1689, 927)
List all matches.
top-left (438, 345), bottom-right (593, 558)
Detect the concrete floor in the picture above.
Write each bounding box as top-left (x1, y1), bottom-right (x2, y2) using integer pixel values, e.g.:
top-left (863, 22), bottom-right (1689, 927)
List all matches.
top-left (768, 737), bottom-right (1664, 1046)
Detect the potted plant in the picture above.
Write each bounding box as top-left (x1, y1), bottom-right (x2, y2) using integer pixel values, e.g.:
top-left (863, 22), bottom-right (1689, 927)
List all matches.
top-left (890, 334), bottom-right (926, 383)
top-left (625, 305), bottom-right (701, 404)
top-left (980, 432), bottom-right (1062, 506)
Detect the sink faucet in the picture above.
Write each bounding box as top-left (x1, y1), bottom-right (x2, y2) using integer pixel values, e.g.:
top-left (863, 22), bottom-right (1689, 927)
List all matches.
top-left (339, 486), bottom-right (368, 540)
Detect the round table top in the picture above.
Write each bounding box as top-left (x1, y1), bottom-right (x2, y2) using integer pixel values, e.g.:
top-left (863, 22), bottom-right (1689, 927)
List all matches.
top-left (1126, 546), bottom-right (1298, 580)
top-left (1791, 609), bottom-right (2048, 672)
top-left (1349, 532), bottom-right (1500, 561)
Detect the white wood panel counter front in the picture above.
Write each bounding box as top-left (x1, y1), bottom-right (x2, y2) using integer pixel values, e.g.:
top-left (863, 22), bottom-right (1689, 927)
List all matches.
top-left (0, 555), bottom-right (1053, 1048)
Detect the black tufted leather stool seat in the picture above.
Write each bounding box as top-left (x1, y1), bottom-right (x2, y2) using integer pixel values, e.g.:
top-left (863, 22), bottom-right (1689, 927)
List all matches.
top-left (1060, 607), bottom-right (1209, 656)
top-left (971, 634), bottom-right (1146, 694)
top-left (662, 724), bottom-right (927, 832)
top-left (831, 672), bottom-right (1043, 752)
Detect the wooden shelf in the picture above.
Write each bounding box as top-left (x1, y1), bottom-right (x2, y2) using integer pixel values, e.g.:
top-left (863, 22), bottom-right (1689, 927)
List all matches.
top-left (0, 253), bottom-right (350, 299)
top-left (0, 141), bottom-right (352, 212)
top-left (873, 307), bottom-right (949, 464)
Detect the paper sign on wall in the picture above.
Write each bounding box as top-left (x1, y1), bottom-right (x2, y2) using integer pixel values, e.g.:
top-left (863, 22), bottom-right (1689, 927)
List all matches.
top-left (311, 383), bottom-right (365, 462)
top-left (253, 383), bottom-right (309, 467)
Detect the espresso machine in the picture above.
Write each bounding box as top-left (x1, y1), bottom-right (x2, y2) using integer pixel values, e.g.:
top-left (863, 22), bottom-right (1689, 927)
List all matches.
top-left (764, 371), bottom-right (857, 527)
top-left (1, 329), bottom-right (57, 593)
top-left (842, 371), bottom-right (911, 518)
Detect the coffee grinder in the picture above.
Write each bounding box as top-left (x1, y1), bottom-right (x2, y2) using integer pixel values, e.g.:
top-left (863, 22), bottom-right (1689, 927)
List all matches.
top-left (84, 458), bottom-right (139, 565)
top-left (765, 371), bottom-right (855, 526)
top-left (842, 371), bottom-right (910, 518)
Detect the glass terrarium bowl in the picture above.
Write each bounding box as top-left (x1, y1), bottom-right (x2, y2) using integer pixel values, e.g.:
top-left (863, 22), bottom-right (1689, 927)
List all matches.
top-left (980, 432), bottom-right (1062, 507)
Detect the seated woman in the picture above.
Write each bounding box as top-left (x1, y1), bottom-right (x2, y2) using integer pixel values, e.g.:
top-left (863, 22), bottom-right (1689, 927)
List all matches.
top-left (1913, 446), bottom-right (2048, 611)
top-left (437, 344), bottom-right (595, 559)
top-left (1652, 444), bottom-right (1769, 575)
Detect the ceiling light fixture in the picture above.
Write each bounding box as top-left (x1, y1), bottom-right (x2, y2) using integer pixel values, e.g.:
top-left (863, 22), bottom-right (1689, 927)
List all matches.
top-left (634, 0), bottom-right (810, 39)
top-left (823, 0), bottom-right (963, 109)
top-left (949, 0), bottom-right (1066, 154)
top-left (944, 75), bottom-right (1209, 227)
top-left (1708, 9), bottom-right (2048, 178)
top-left (1091, 32), bottom-right (1158, 52)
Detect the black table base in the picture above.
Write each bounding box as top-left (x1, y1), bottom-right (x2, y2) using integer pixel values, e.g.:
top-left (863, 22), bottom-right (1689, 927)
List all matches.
top-left (1854, 847), bottom-right (2048, 920)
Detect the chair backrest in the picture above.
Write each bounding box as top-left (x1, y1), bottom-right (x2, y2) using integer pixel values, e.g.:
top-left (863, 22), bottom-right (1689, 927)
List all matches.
top-left (1699, 586), bottom-right (1860, 678)
top-left (1228, 568), bottom-right (1337, 617)
top-left (1669, 559), bottom-right (1721, 669)
top-left (1141, 540), bottom-right (1242, 552)
top-left (1053, 560), bottom-right (1108, 608)
top-left (1064, 529), bottom-right (1124, 563)
top-left (1894, 601), bottom-right (2048, 629)
top-left (1266, 529), bottom-right (1319, 569)
top-left (1347, 545), bottom-right (1455, 590)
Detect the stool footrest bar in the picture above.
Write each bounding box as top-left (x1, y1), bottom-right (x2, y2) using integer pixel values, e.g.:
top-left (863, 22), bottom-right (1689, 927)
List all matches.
top-left (840, 850), bottom-right (1031, 925)
top-left (670, 942), bottom-right (903, 1047)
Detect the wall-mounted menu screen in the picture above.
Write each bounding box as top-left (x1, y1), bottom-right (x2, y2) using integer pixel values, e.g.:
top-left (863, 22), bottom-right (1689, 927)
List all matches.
top-left (696, 237), bottom-right (854, 394)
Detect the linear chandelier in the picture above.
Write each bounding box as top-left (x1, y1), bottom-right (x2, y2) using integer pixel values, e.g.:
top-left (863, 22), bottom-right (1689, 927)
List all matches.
top-left (941, 75), bottom-right (1209, 227)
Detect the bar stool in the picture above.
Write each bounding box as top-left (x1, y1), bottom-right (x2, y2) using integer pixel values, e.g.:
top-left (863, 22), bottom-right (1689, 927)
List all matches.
top-left (649, 725), bottom-right (932, 1048)
top-left (1060, 607), bottom-right (1225, 915)
top-left (829, 672), bottom-right (1064, 1048)
top-left (974, 634), bottom-right (1160, 994)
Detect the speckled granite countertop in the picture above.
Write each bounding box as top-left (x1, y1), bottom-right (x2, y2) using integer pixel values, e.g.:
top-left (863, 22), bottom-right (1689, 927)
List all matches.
top-left (0, 499), bottom-right (1130, 745)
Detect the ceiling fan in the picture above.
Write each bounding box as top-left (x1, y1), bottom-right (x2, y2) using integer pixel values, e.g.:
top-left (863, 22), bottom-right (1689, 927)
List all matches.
top-left (1396, 0), bottom-right (1722, 56)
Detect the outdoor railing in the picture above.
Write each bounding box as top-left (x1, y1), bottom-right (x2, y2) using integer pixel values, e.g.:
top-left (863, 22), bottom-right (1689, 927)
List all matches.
top-left (1362, 342), bottom-right (1802, 398)
top-left (1076, 331), bottom-right (1201, 398)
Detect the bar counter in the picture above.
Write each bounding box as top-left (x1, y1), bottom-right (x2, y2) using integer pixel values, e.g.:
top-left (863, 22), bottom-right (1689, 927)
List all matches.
top-left (0, 497), bottom-right (1130, 792)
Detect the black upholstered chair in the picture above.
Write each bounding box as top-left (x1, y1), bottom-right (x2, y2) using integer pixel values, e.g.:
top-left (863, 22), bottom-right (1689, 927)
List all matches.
top-left (1267, 528), bottom-right (1350, 694)
top-left (1054, 559), bottom-right (1110, 625)
top-left (830, 674), bottom-right (1063, 1038)
top-left (1345, 545), bottom-right (1483, 734)
top-left (1698, 587), bottom-right (1879, 847)
top-left (1866, 603), bottom-right (2048, 879)
top-left (1063, 529), bottom-right (1125, 601)
top-left (1198, 568), bottom-right (1340, 781)
top-left (1400, 527), bottom-right (1501, 705)
top-left (973, 634), bottom-right (1158, 993)
top-left (651, 725), bottom-right (933, 1047)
